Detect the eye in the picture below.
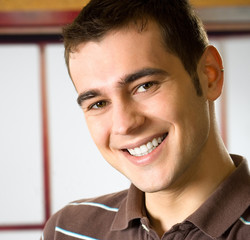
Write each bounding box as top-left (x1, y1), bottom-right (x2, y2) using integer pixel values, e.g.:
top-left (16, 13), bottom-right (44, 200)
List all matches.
top-left (136, 82), bottom-right (154, 93)
top-left (89, 100), bottom-right (107, 110)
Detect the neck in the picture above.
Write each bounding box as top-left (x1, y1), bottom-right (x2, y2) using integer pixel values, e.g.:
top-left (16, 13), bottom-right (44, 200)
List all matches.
top-left (145, 131), bottom-right (235, 236)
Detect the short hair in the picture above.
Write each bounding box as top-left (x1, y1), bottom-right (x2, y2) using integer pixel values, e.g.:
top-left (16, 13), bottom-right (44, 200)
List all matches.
top-left (63, 0), bottom-right (209, 96)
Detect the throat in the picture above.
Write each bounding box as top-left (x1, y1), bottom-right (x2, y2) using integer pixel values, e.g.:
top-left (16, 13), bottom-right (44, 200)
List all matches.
top-left (144, 187), bottom-right (205, 236)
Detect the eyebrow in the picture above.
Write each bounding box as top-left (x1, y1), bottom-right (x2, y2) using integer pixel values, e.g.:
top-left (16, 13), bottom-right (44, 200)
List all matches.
top-left (120, 67), bottom-right (168, 85)
top-left (77, 90), bottom-right (101, 106)
top-left (77, 67), bottom-right (168, 106)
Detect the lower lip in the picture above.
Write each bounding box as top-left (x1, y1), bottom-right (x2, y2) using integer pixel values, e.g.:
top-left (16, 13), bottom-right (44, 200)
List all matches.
top-left (123, 135), bottom-right (168, 167)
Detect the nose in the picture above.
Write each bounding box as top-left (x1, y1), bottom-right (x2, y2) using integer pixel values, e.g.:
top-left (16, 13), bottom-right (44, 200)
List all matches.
top-left (111, 101), bottom-right (145, 135)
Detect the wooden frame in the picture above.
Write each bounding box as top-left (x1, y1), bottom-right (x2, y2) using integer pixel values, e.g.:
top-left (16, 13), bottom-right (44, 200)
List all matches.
top-left (0, 11), bottom-right (79, 34)
top-left (197, 6), bottom-right (250, 32)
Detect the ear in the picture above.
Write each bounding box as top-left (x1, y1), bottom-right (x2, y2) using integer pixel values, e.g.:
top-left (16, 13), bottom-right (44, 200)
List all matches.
top-left (199, 45), bottom-right (224, 101)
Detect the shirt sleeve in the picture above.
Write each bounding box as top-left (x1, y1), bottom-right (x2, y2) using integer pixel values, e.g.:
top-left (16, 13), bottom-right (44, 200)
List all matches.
top-left (40, 212), bottom-right (58, 240)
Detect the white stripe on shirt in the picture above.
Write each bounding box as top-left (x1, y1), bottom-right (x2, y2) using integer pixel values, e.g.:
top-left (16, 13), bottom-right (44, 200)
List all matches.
top-left (55, 227), bottom-right (100, 240)
top-left (68, 202), bottom-right (119, 212)
top-left (240, 217), bottom-right (250, 225)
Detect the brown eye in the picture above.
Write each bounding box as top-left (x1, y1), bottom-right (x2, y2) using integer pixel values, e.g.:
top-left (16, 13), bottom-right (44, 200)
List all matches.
top-left (91, 101), bottom-right (107, 109)
top-left (136, 82), bottom-right (154, 93)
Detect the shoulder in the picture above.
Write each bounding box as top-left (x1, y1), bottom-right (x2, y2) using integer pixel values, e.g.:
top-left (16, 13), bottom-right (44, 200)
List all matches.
top-left (42, 189), bottom-right (129, 239)
top-left (72, 188), bottom-right (129, 209)
top-left (61, 189), bottom-right (129, 222)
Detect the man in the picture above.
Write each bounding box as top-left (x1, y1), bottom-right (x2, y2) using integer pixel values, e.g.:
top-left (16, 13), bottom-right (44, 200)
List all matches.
top-left (42, 0), bottom-right (250, 239)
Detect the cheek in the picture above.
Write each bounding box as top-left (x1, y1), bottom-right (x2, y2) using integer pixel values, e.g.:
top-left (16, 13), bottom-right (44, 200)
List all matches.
top-left (86, 116), bottom-right (110, 150)
top-left (147, 94), bottom-right (181, 124)
top-left (175, 99), bottom-right (210, 152)
top-left (152, 90), bottom-right (209, 140)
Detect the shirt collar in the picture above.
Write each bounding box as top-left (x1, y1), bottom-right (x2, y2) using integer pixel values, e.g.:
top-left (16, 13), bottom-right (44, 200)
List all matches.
top-left (187, 155), bottom-right (250, 238)
top-left (111, 184), bottom-right (145, 231)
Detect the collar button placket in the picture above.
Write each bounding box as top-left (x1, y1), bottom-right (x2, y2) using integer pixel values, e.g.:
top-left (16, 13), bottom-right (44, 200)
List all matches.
top-left (140, 218), bottom-right (160, 240)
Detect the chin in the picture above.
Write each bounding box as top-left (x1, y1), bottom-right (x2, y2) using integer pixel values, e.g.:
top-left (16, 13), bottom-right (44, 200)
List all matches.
top-left (133, 178), bottom-right (173, 194)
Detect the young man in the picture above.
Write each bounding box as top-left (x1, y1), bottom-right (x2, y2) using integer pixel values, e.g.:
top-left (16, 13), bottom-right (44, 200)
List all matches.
top-left (42, 0), bottom-right (250, 239)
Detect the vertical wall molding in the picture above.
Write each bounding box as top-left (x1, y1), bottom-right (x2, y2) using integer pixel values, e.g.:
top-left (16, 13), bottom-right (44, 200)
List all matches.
top-left (40, 44), bottom-right (52, 223)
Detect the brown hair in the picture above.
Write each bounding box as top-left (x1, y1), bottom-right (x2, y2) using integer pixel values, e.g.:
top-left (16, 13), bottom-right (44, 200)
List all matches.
top-left (63, 0), bottom-right (209, 95)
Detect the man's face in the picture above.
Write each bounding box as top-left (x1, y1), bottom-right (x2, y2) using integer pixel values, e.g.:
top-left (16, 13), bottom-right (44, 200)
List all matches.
top-left (69, 23), bottom-right (211, 193)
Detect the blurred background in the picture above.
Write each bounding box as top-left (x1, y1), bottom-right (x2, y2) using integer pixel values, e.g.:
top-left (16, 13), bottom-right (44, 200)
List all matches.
top-left (0, 0), bottom-right (250, 239)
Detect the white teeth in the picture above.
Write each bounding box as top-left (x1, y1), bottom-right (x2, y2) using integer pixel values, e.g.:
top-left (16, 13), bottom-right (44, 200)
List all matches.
top-left (152, 138), bottom-right (158, 147)
top-left (146, 142), bottom-right (153, 149)
top-left (127, 135), bottom-right (166, 157)
top-left (129, 149), bottom-right (135, 155)
top-left (134, 148), bottom-right (141, 155)
top-left (140, 145), bottom-right (148, 154)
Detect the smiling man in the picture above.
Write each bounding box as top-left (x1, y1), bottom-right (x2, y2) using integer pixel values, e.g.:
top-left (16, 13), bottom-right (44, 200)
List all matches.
top-left (42, 0), bottom-right (250, 239)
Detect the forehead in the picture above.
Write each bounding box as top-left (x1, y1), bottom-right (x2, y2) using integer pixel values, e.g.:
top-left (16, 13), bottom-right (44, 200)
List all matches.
top-left (68, 22), bottom-right (175, 93)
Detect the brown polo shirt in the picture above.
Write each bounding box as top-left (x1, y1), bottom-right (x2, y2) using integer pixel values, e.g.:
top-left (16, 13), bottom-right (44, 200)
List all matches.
top-left (42, 155), bottom-right (250, 239)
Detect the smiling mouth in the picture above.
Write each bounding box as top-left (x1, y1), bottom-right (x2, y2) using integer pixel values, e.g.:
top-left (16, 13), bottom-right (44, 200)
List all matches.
top-left (125, 133), bottom-right (168, 157)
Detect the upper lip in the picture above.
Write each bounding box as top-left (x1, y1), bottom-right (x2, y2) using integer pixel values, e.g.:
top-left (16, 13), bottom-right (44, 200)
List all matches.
top-left (118, 132), bottom-right (168, 150)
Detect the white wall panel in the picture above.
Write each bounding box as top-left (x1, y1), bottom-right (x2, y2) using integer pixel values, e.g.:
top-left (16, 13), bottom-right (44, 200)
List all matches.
top-left (223, 37), bottom-right (250, 163)
top-left (0, 45), bottom-right (44, 224)
top-left (0, 230), bottom-right (42, 240)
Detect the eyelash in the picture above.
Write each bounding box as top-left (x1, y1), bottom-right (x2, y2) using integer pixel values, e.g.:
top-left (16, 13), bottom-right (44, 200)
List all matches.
top-left (87, 81), bottom-right (157, 111)
top-left (88, 100), bottom-right (108, 110)
top-left (135, 81), bottom-right (155, 94)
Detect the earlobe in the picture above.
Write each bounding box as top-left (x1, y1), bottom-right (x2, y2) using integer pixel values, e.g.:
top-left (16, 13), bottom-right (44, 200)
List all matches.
top-left (200, 45), bottom-right (224, 101)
